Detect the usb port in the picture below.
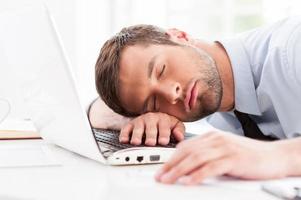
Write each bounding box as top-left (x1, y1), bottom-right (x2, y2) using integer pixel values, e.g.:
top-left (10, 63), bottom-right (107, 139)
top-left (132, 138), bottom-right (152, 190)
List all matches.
top-left (150, 155), bottom-right (160, 161)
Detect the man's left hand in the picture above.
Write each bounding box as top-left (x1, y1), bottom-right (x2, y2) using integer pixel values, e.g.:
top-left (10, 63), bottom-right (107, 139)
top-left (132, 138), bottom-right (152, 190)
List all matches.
top-left (155, 130), bottom-right (291, 185)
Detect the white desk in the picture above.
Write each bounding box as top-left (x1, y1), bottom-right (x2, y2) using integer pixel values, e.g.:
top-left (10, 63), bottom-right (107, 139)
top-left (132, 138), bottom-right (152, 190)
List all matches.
top-left (0, 139), bottom-right (286, 200)
top-left (1, 119), bottom-right (298, 200)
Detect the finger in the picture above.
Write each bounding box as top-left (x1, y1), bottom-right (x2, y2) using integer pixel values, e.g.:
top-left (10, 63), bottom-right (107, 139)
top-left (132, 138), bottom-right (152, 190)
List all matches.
top-left (178, 157), bottom-right (232, 185)
top-left (156, 134), bottom-right (228, 180)
top-left (119, 123), bottom-right (133, 143)
top-left (171, 121), bottom-right (185, 141)
top-left (176, 131), bottom-right (222, 149)
top-left (158, 119), bottom-right (172, 145)
top-left (145, 120), bottom-right (158, 146)
top-left (155, 132), bottom-right (227, 180)
top-left (155, 143), bottom-right (193, 180)
top-left (158, 146), bottom-right (226, 184)
top-left (130, 119), bottom-right (145, 145)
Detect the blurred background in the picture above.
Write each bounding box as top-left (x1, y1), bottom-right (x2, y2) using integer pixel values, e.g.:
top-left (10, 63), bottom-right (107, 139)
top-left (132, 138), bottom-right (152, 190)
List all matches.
top-left (1, 0), bottom-right (301, 119)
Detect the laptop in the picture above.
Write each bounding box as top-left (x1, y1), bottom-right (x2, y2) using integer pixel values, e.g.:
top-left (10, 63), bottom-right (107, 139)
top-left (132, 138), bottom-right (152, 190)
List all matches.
top-left (0, 4), bottom-right (195, 165)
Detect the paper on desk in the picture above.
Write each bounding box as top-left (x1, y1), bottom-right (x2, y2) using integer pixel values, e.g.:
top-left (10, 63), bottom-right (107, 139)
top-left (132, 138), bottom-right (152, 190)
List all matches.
top-left (0, 144), bottom-right (60, 167)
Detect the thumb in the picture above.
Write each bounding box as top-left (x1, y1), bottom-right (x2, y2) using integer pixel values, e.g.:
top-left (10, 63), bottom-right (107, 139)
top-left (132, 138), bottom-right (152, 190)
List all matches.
top-left (172, 120), bottom-right (185, 141)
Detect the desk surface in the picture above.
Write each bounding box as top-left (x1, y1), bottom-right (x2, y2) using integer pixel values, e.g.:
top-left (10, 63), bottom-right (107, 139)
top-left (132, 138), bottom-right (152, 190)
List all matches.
top-left (1, 120), bottom-right (297, 200)
top-left (0, 139), bottom-right (286, 200)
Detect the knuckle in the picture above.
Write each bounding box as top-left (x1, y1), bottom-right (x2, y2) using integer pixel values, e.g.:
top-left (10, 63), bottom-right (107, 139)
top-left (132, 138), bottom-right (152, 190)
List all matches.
top-left (159, 113), bottom-right (174, 123)
top-left (159, 112), bottom-right (167, 117)
top-left (160, 129), bottom-right (171, 137)
top-left (133, 128), bottom-right (142, 134)
top-left (130, 119), bottom-right (140, 127)
top-left (145, 112), bottom-right (155, 119)
top-left (133, 126), bottom-right (144, 133)
top-left (146, 130), bottom-right (157, 138)
top-left (133, 120), bottom-right (144, 127)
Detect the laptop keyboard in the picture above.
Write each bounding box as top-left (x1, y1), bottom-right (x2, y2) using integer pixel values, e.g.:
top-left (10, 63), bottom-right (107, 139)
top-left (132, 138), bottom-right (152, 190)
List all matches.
top-left (93, 128), bottom-right (195, 157)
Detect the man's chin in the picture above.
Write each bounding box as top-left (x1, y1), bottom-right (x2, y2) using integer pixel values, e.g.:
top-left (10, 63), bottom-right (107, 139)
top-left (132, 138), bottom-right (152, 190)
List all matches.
top-left (184, 105), bottom-right (218, 122)
top-left (182, 112), bottom-right (211, 122)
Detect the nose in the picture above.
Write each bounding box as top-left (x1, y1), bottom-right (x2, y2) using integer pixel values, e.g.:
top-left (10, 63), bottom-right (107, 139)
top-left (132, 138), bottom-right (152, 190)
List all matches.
top-left (158, 82), bottom-right (182, 104)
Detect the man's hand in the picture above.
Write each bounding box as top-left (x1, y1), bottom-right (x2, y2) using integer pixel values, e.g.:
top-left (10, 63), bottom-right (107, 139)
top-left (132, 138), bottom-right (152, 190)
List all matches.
top-left (155, 130), bottom-right (297, 185)
top-left (119, 112), bottom-right (185, 146)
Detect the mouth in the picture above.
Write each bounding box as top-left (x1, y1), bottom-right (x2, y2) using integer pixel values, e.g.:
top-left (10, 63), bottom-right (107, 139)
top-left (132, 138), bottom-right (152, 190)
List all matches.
top-left (184, 80), bottom-right (198, 112)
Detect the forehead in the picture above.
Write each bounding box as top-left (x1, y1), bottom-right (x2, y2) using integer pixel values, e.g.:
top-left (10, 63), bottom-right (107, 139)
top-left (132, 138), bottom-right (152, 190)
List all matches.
top-left (118, 44), bottom-right (163, 113)
top-left (120, 44), bottom-right (160, 76)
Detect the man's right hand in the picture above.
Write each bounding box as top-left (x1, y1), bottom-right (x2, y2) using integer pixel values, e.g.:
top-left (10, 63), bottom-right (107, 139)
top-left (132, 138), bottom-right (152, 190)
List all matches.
top-left (119, 112), bottom-right (185, 146)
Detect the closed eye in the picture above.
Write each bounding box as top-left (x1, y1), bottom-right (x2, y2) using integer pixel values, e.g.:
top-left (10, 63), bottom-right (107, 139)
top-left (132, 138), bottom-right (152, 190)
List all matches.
top-left (152, 65), bottom-right (165, 111)
top-left (159, 65), bottom-right (165, 78)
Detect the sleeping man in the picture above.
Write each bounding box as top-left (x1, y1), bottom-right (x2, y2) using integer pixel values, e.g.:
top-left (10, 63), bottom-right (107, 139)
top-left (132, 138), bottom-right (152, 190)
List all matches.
top-left (89, 17), bottom-right (301, 185)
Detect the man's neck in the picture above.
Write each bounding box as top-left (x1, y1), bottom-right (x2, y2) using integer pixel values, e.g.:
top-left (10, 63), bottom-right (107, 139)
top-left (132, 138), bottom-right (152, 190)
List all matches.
top-left (192, 39), bottom-right (234, 111)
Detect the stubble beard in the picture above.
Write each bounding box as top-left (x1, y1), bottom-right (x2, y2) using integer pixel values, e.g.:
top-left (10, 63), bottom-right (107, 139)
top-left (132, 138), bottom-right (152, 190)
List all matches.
top-left (186, 46), bottom-right (223, 121)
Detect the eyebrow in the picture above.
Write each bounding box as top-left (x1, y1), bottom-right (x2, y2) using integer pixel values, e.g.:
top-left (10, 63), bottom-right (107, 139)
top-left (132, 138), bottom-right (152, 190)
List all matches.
top-left (142, 54), bottom-right (158, 113)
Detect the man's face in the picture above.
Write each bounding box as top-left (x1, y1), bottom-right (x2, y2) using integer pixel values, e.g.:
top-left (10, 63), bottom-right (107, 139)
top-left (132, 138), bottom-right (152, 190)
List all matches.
top-left (118, 43), bottom-right (222, 121)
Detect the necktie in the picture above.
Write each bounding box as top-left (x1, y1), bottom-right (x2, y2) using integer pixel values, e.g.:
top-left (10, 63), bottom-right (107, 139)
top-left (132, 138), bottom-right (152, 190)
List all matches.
top-left (233, 110), bottom-right (277, 141)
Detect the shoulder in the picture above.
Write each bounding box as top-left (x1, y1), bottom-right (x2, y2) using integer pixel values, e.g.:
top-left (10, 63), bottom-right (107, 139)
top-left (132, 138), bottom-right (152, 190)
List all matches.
top-left (285, 17), bottom-right (301, 84)
top-left (248, 17), bottom-right (301, 84)
top-left (240, 17), bottom-right (301, 49)
top-left (268, 17), bottom-right (301, 85)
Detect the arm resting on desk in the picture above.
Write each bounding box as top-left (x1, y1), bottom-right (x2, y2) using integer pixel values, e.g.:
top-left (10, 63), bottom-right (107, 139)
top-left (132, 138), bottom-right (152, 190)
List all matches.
top-left (88, 97), bottom-right (131, 130)
top-left (155, 131), bottom-right (301, 185)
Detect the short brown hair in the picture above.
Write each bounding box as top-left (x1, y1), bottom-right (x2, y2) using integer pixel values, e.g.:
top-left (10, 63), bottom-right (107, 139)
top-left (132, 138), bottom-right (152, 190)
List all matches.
top-left (95, 24), bottom-right (179, 117)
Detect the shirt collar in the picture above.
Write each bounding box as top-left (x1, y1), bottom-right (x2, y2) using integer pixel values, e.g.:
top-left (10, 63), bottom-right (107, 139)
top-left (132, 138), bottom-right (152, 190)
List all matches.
top-left (217, 38), bottom-right (262, 115)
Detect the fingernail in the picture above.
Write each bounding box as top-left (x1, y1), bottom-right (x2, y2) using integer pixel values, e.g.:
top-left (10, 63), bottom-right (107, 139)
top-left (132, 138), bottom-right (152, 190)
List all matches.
top-left (119, 137), bottom-right (128, 143)
top-left (178, 176), bottom-right (192, 185)
top-left (146, 139), bottom-right (155, 146)
top-left (130, 138), bottom-right (140, 145)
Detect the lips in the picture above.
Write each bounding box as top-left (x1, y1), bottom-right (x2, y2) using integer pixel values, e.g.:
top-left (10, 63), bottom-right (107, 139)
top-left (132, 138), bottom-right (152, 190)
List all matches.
top-left (184, 80), bottom-right (198, 112)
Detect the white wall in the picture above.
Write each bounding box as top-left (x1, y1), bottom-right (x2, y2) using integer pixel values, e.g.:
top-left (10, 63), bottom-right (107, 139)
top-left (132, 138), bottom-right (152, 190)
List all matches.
top-left (1, 0), bottom-right (300, 120)
top-left (0, 0), bottom-right (110, 119)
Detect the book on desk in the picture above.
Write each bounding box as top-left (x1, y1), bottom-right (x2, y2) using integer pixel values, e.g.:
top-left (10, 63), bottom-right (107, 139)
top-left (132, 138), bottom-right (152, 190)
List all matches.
top-left (0, 119), bottom-right (41, 140)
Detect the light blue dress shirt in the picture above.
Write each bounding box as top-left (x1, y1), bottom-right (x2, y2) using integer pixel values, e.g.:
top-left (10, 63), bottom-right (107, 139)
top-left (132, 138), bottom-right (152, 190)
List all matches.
top-left (208, 17), bottom-right (301, 139)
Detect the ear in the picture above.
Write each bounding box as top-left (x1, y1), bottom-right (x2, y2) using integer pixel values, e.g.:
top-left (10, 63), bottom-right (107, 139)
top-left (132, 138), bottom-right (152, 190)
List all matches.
top-left (166, 28), bottom-right (189, 43)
